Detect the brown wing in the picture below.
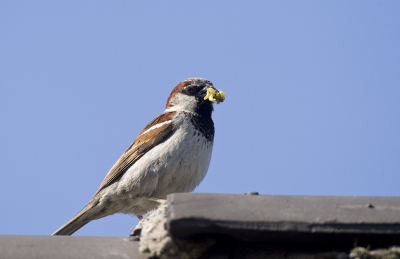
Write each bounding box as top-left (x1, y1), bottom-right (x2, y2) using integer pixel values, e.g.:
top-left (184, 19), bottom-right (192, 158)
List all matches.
top-left (93, 112), bottom-right (176, 196)
top-left (52, 113), bottom-right (177, 235)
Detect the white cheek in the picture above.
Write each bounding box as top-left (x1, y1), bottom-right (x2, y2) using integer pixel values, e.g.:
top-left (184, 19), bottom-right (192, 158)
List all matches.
top-left (165, 93), bottom-right (198, 114)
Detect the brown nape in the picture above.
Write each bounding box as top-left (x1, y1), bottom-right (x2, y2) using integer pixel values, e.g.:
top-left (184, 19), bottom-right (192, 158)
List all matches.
top-left (165, 80), bottom-right (193, 109)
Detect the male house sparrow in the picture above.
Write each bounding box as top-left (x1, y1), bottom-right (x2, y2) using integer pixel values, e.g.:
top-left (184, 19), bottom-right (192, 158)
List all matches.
top-left (52, 78), bottom-right (225, 235)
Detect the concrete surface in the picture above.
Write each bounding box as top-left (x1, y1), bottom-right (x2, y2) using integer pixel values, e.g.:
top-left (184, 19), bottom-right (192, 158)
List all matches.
top-left (0, 235), bottom-right (145, 259)
top-left (131, 203), bottom-right (215, 259)
top-left (3, 193), bottom-right (400, 258)
top-left (167, 193), bottom-right (400, 247)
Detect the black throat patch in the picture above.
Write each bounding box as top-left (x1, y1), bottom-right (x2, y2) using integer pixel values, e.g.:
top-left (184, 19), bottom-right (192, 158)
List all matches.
top-left (185, 112), bottom-right (215, 142)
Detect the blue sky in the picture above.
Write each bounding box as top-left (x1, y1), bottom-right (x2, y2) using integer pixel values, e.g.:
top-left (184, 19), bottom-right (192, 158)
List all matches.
top-left (1, 1), bottom-right (399, 236)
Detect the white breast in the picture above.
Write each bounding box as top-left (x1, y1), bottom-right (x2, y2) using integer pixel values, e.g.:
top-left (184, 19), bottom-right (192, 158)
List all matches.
top-left (113, 113), bottom-right (213, 214)
top-left (152, 119), bottom-right (213, 196)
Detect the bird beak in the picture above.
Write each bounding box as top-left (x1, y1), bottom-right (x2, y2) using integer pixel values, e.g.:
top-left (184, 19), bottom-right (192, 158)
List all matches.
top-left (202, 87), bottom-right (225, 104)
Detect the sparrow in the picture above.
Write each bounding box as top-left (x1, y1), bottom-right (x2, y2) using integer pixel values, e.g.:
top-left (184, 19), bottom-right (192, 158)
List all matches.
top-left (52, 78), bottom-right (225, 235)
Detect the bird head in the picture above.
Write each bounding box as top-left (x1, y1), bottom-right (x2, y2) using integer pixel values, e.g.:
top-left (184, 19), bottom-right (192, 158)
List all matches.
top-left (165, 78), bottom-right (225, 116)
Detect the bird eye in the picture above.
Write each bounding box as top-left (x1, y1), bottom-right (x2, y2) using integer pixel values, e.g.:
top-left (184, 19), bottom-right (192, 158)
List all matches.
top-left (186, 87), bottom-right (194, 94)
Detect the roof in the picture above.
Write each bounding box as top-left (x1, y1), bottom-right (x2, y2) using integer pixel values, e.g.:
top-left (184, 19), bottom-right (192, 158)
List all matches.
top-left (2, 193), bottom-right (400, 258)
top-left (167, 193), bottom-right (400, 248)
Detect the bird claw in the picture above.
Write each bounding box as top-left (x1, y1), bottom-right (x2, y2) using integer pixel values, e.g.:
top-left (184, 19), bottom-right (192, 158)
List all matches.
top-left (143, 196), bottom-right (166, 204)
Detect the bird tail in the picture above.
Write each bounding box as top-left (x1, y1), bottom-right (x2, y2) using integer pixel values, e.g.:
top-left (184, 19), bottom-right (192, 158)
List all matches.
top-left (52, 203), bottom-right (94, 236)
top-left (52, 221), bottom-right (88, 236)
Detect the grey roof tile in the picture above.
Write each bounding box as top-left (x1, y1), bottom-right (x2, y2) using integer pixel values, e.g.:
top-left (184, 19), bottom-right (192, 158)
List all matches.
top-left (0, 235), bottom-right (144, 259)
top-left (167, 193), bottom-right (400, 247)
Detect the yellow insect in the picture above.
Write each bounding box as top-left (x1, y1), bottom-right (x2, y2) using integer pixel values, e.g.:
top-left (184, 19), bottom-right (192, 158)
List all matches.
top-left (204, 88), bottom-right (225, 104)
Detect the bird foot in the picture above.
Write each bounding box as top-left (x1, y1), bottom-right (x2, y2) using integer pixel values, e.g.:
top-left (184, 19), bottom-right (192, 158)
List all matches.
top-left (135, 214), bottom-right (143, 220)
top-left (143, 196), bottom-right (166, 204)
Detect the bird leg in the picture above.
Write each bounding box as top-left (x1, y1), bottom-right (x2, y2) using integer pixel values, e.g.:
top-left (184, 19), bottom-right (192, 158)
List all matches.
top-left (143, 196), bottom-right (166, 204)
top-left (135, 214), bottom-right (143, 220)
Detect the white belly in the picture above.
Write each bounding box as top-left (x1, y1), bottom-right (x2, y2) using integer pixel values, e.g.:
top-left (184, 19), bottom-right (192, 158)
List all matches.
top-left (112, 119), bottom-right (213, 215)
